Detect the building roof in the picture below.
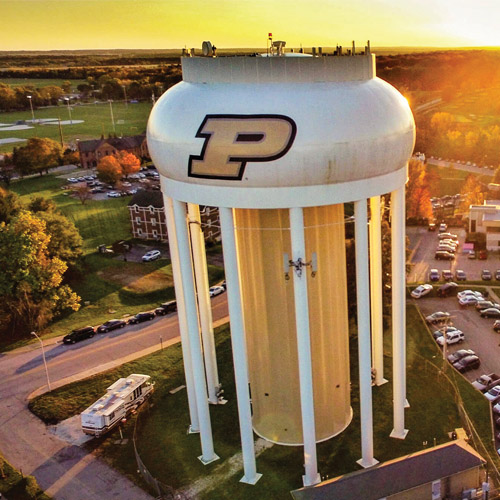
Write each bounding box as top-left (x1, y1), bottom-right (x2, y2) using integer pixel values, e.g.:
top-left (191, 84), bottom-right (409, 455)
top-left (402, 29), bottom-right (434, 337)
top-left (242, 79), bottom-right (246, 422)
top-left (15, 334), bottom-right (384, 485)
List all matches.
top-left (78, 134), bottom-right (146, 153)
top-left (291, 440), bottom-right (485, 500)
top-left (128, 190), bottom-right (164, 209)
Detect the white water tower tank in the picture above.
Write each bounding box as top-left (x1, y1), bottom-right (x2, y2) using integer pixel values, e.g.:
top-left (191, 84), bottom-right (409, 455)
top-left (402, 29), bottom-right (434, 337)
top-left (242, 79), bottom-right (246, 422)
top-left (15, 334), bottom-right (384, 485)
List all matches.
top-left (147, 49), bottom-right (415, 481)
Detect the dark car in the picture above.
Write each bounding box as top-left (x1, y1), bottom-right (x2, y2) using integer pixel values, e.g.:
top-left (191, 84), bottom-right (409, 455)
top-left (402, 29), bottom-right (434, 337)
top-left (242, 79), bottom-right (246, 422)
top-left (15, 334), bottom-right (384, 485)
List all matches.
top-left (435, 250), bottom-right (454, 260)
top-left (481, 269), bottom-right (492, 281)
top-left (437, 282), bottom-right (459, 297)
top-left (128, 312), bottom-right (156, 324)
top-left (495, 270), bottom-right (500, 281)
top-left (97, 319), bottom-right (126, 333)
top-left (480, 308), bottom-right (500, 318)
top-left (155, 300), bottom-right (178, 316)
top-left (429, 269), bottom-right (440, 282)
top-left (453, 355), bottom-right (481, 373)
top-left (63, 326), bottom-right (95, 344)
top-left (442, 270), bottom-right (453, 281)
top-left (455, 270), bottom-right (467, 281)
top-left (447, 349), bottom-right (476, 364)
top-left (479, 250), bottom-right (488, 260)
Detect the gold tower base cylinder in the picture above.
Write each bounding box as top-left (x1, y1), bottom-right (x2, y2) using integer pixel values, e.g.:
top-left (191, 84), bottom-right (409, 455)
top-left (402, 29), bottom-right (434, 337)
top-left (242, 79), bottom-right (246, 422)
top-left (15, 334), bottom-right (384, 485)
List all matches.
top-left (234, 204), bottom-right (351, 445)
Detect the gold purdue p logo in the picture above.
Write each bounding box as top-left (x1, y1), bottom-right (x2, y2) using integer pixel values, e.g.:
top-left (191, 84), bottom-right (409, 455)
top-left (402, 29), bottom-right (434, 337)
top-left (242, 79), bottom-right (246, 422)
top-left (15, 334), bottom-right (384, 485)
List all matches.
top-left (188, 114), bottom-right (297, 180)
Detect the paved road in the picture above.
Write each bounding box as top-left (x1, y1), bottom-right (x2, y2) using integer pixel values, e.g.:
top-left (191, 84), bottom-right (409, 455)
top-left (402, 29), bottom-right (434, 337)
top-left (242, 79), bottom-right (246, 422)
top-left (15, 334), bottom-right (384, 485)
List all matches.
top-left (0, 294), bottom-right (229, 500)
top-left (427, 158), bottom-right (494, 177)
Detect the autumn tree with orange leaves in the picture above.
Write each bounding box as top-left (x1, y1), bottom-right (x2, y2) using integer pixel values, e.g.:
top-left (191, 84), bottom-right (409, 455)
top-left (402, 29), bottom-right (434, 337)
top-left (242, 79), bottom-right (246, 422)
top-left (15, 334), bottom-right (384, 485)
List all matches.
top-left (117, 151), bottom-right (140, 178)
top-left (97, 156), bottom-right (122, 184)
top-left (406, 159), bottom-right (433, 220)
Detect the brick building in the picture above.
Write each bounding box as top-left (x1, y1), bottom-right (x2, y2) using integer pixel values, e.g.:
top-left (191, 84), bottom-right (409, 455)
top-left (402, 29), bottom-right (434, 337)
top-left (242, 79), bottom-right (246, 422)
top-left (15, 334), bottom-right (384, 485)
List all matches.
top-left (128, 190), bottom-right (220, 242)
top-left (78, 135), bottom-right (149, 168)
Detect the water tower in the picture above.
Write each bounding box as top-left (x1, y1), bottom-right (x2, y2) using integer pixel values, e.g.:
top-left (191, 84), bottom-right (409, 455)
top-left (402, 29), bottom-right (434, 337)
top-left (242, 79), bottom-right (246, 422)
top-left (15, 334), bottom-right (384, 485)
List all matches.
top-left (147, 42), bottom-right (415, 486)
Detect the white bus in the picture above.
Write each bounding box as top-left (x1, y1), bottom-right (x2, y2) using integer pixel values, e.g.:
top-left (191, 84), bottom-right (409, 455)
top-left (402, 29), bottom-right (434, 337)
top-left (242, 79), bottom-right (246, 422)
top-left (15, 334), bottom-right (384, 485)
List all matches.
top-left (81, 374), bottom-right (154, 437)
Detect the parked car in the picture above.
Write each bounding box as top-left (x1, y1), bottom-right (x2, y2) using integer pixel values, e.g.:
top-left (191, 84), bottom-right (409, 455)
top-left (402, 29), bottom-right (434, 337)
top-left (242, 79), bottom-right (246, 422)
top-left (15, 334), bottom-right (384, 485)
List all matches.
top-left (438, 232), bottom-right (458, 241)
top-left (472, 373), bottom-right (500, 392)
top-left (481, 269), bottom-right (492, 281)
top-left (411, 284), bottom-right (433, 299)
top-left (453, 355), bottom-right (480, 373)
top-left (429, 269), bottom-right (440, 282)
top-left (455, 269), bottom-right (467, 281)
top-left (142, 250), bottom-right (161, 262)
top-left (458, 295), bottom-right (480, 307)
top-left (437, 282), bottom-right (459, 297)
top-left (485, 385), bottom-right (500, 402)
top-left (437, 330), bottom-right (465, 346)
top-left (441, 270), bottom-right (454, 281)
top-left (428, 223), bottom-right (436, 231)
top-left (437, 244), bottom-right (456, 254)
top-left (220, 280), bottom-right (227, 290)
top-left (107, 191), bottom-right (122, 198)
top-left (493, 402), bottom-right (500, 415)
top-left (433, 326), bottom-right (458, 340)
top-left (480, 308), bottom-right (500, 318)
top-left (97, 319), bottom-right (126, 333)
top-left (495, 270), bottom-right (500, 281)
top-left (479, 250), bottom-right (488, 260)
top-left (476, 300), bottom-right (499, 311)
top-left (128, 312), bottom-right (156, 324)
top-left (438, 223), bottom-right (447, 232)
top-left (457, 290), bottom-right (483, 300)
top-left (209, 285), bottom-right (225, 297)
top-left (435, 250), bottom-right (454, 260)
top-left (155, 300), bottom-right (178, 316)
top-left (63, 326), bottom-right (95, 344)
top-left (468, 250), bottom-right (476, 259)
top-left (426, 311), bottom-right (451, 325)
top-left (494, 320), bottom-right (500, 332)
top-left (447, 349), bottom-right (475, 364)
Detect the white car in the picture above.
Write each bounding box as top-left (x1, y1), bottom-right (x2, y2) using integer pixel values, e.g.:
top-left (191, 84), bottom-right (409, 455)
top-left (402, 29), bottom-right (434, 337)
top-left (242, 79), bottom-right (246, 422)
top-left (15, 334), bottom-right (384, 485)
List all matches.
top-left (457, 290), bottom-right (483, 300)
top-left (209, 286), bottom-right (225, 297)
top-left (458, 296), bottom-right (480, 307)
top-left (485, 385), bottom-right (500, 402)
top-left (142, 250), bottom-right (161, 262)
top-left (436, 330), bottom-right (465, 346)
top-left (411, 284), bottom-right (433, 299)
top-left (107, 191), bottom-right (121, 198)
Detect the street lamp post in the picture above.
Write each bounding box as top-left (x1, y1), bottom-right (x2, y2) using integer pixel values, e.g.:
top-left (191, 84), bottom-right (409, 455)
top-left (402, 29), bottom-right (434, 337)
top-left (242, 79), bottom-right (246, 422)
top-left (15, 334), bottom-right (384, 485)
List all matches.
top-left (122, 85), bottom-right (128, 108)
top-left (26, 95), bottom-right (35, 123)
top-left (108, 99), bottom-right (116, 133)
top-left (64, 97), bottom-right (73, 125)
top-left (31, 332), bottom-right (51, 392)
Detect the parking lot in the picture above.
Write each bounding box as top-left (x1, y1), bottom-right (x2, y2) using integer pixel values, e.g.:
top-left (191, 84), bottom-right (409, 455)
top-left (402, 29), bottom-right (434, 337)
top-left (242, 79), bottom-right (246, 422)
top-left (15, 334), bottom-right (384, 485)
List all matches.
top-left (413, 292), bottom-right (500, 383)
top-left (408, 226), bottom-right (500, 284)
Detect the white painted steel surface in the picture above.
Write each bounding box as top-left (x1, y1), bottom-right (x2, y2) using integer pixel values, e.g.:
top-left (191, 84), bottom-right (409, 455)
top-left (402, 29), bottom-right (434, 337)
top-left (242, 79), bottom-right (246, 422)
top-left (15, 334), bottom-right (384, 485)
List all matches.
top-left (390, 187), bottom-right (409, 440)
top-left (369, 196), bottom-right (387, 386)
top-left (148, 56), bottom-right (415, 209)
top-left (162, 188), bottom-right (199, 433)
top-left (289, 207), bottom-right (320, 486)
top-left (187, 203), bottom-right (219, 404)
top-left (172, 199), bottom-right (218, 463)
top-left (354, 200), bottom-right (378, 468)
top-left (219, 207), bottom-right (261, 485)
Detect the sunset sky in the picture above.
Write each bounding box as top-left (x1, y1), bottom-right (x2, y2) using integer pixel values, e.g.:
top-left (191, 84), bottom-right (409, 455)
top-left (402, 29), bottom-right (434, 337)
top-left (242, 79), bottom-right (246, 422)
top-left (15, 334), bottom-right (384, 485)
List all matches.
top-left (2, 0), bottom-right (500, 51)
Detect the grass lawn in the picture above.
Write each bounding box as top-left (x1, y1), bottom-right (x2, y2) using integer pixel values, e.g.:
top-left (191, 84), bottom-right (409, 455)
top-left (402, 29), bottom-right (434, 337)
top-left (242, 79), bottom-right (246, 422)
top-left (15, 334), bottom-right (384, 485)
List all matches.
top-left (0, 451), bottom-right (51, 500)
top-left (0, 101), bottom-right (151, 153)
top-left (29, 304), bottom-right (491, 499)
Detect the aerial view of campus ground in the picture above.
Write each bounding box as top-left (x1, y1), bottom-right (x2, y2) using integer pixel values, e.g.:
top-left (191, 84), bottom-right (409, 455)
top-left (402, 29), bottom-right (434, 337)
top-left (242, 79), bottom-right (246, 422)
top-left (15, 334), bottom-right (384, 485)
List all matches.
top-left (2, 47), bottom-right (500, 499)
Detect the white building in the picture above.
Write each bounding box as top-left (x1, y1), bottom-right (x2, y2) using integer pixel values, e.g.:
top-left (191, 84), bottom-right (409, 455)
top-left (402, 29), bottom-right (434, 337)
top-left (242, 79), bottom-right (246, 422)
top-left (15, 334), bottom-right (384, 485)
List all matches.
top-left (469, 201), bottom-right (500, 250)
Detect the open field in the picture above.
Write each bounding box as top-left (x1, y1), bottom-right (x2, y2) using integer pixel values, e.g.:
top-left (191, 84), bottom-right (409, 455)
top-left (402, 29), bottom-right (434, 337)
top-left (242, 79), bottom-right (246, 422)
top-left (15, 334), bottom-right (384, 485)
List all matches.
top-left (0, 100), bottom-right (152, 152)
top-left (29, 304), bottom-right (493, 499)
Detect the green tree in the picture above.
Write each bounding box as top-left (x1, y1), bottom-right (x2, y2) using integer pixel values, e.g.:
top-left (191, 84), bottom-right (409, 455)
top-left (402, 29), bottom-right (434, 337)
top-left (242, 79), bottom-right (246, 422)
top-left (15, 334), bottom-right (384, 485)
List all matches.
top-left (27, 196), bottom-right (57, 213)
top-left (13, 138), bottom-right (63, 176)
top-left (37, 211), bottom-right (83, 264)
top-left (0, 187), bottom-right (22, 224)
top-left (0, 211), bottom-right (80, 338)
